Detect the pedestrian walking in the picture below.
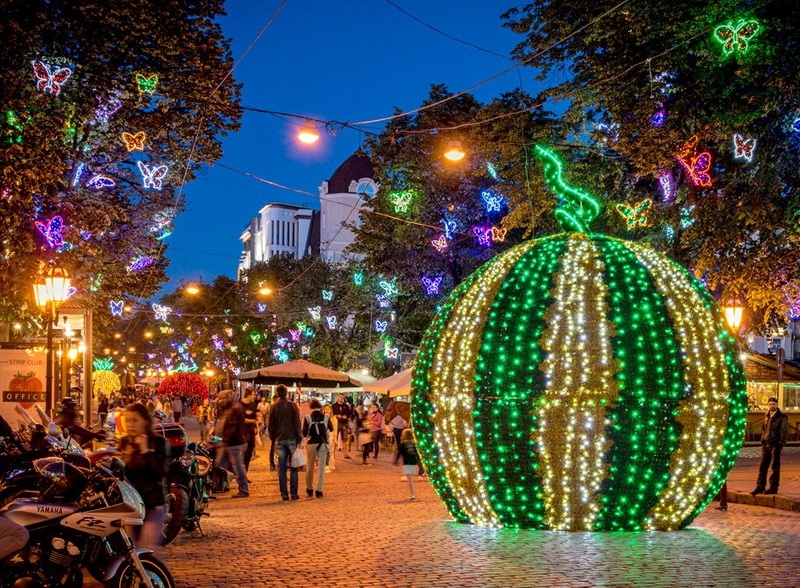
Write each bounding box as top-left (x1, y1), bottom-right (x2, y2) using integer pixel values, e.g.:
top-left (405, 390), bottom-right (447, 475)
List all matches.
top-left (97, 395), bottom-right (109, 429)
top-left (368, 403), bottom-right (384, 459)
top-left (214, 390), bottom-right (250, 498)
top-left (171, 394), bottom-right (183, 424)
top-left (268, 384), bottom-right (303, 501)
top-left (323, 404), bottom-right (336, 472)
top-left (394, 428), bottom-right (419, 500)
top-left (118, 403), bottom-right (168, 553)
top-left (303, 399), bottom-right (333, 498)
top-left (331, 393), bottom-right (352, 458)
top-left (751, 397), bottom-right (790, 495)
top-left (196, 398), bottom-right (214, 443)
top-left (241, 387), bottom-right (258, 470)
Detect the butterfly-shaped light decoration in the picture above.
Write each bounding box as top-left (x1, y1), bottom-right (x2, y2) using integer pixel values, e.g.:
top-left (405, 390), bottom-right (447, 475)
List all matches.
top-left (35, 215), bottom-right (64, 249)
top-left (289, 329), bottom-right (301, 342)
top-left (385, 346), bottom-right (399, 359)
top-left (304, 326), bottom-right (315, 338)
top-left (152, 303), bottom-right (172, 321)
top-left (472, 225), bottom-right (493, 248)
top-left (159, 326), bottom-right (171, 334)
top-left (72, 162), bottom-right (86, 187)
top-left (486, 162), bottom-right (498, 179)
top-left (379, 280), bottom-right (398, 297)
top-left (650, 106), bottom-right (667, 127)
top-left (676, 136), bottom-right (713, 187)
top-left (110, 300), bottom-right (124, 317)
top-left (480, 189), bottom-right (505, 213)
top-left (31, 61), bottom-right (72, 96)
top-left (792, 117), bottom-right (800, 133)
top-left (65, 286), bottom-right (77, 300)
top-left (713, 19), bottom-right (761, 56)
top-left (597, 122), bottom-right (620, 143)
top-left (615, 199), bottom-right (653, 230)
top-left (389, 190), bottom-right (414, 214)
top-left (278, 350), bottom-right (290, 363)
top-left (135, 73), bottom-right (159, 94)
top-left (431, 234), bottom-right (448, 253)
top-left (308, 306), bottom-right (322, 320)
top-left (212, 335), bottom-right (224, 351)
top-left (250, 332), bottom-right (262, 345)
top-left (325, 316), bottom-right (337, 330)
top-left (732, 133), bottom-right (757, 162)
top-left (128, 256), bottom-right (154, 271)
top-left (5, 110), bottom-right (25, 145)
top-left (442, 215), bottom-right (458, 240)
top-left (90, 273), bottom-right (103, 292)
top-left (94, 95), bottom-right (122, 125)
top-left (257, 303), bottom-right (267, 313)
top-left (680, 204), bottom-right (696, 229)
top-left (87, 174), bottom-right (116, 189)
top-left (375, 319), bottom-right (388, 333)
top-left (272, 348), bottom-right (282, 359)
top-left (490, 226), bottom-right (507, 242)
top-left (353, 272), bottom-right (364, 286)
top-left (137, 161), bottom-right (169, 190)
top-left (422, 275), bottom-right (443, 296)
top-left (376, 294), bottom-right (391, 309)
top-left (121, 131), bottom-right (146, 152)
top-left (658, 173), bottom-right (675, 202)
top-left (322, 290), bottom-right (333, 301)
top-left (80, 230), bottom-right (92, 241)
top-left (277, 336), bottom-right (288, 348)
top-left (301, 346), bottom-right (310, 356)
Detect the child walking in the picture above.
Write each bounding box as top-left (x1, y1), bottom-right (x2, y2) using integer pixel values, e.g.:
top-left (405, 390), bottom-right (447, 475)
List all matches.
top-left (394, 428), bottom-right (419, 500)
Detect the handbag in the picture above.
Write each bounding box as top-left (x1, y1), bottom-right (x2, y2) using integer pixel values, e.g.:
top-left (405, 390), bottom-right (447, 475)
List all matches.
top-left (291, 443), bottom-right (307, 469)
top-left (358, 430), bottom-right (372, 447)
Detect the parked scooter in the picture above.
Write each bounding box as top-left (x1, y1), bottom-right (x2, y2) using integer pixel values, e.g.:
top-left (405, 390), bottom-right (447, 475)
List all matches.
top-left (0, 456), bottom-right (175, 588)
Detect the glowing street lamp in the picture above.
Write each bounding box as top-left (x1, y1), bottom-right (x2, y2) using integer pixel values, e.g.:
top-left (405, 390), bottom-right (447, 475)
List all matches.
top-left (444, 140), bottom-right (465, 162)
top-left (32, 266), bottom-right (71, 415)
top-left (724, 299), bottom-right (743, 330)
top-left (185, 284), bottom-right (201, 295)
top-left (297, 122), bottom-right (320, 145)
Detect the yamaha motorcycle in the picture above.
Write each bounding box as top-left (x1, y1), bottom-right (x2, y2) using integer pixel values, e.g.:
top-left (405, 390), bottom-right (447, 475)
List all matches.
top-left (0, 456), bottom-right (175, 588)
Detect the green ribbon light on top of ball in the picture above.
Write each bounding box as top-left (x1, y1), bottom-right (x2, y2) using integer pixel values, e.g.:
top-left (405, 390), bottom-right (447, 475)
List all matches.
top-left (411, 145), bottom-right (747, 531)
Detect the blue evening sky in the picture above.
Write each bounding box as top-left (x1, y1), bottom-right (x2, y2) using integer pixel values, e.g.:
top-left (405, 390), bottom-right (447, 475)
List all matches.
top-left (165, 0), bottom-right (532, 290)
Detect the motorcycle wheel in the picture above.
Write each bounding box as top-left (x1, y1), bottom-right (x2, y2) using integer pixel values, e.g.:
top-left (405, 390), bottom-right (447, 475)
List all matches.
top-left (104, 552), bottom-right (175, 588)
top-left (162, 486), bottom-right (188, 545)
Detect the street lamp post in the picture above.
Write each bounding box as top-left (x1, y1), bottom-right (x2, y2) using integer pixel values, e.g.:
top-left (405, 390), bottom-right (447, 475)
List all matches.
top-left (33, 266), bottom-right (71, 416)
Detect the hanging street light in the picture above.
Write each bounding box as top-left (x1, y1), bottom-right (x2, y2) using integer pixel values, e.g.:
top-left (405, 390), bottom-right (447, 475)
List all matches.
top-left (297, 121), bottom-right (320, 145)
top-left (444, 140), bottom-right (466, 162)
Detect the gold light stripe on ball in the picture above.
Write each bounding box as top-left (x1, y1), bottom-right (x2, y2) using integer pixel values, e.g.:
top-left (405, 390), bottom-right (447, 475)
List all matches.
top-left (535, 235), bottom-right (620, 531)
top-left (624, 242), bottom-right (731, 529)
top-left (428, 241), bottom-right (536, 526)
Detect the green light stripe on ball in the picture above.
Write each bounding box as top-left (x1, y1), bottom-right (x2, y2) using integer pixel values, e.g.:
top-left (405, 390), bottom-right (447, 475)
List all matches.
top-left (412, 268), bottom-right (490, 524)
top-left (623, 242), bottom-right (732, 530)
top-left (534, 235), bottom-right (620, 531)
top-left (592, 237), bottom-right (685, 531)
top-left (474, 236), bottom-right (567, 528)
top-left (428, 241), bottom-right (538, 527)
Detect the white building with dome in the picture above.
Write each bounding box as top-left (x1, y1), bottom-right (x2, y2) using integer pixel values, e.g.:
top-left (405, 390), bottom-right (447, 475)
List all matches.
top-left (237, 151), bottom-right (377, 277)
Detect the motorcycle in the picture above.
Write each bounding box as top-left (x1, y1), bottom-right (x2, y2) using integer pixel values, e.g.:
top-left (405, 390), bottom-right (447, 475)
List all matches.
top-left (0, 456), bottom-right (175, 588)
top-left (161, 441), bottom-right (212, 545)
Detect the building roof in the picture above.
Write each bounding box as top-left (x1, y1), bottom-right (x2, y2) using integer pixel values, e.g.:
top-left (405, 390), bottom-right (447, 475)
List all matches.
top-left (326, 151), bottom-right (374, 194)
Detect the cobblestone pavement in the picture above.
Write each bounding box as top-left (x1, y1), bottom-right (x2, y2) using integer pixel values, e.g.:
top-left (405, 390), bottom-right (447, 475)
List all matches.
top-left (82, 420), bottom-right (800, 588)
top-left (145, 436), bottom-right (800, 588)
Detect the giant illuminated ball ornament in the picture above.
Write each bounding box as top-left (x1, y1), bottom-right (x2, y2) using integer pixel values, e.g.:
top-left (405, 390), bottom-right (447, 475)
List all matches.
top-left (411, 147), bottom-right (747, 531)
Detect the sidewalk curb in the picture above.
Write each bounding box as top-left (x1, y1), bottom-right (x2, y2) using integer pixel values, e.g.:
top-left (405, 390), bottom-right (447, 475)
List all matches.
top-left (727, 491), bottom-right (800, 512)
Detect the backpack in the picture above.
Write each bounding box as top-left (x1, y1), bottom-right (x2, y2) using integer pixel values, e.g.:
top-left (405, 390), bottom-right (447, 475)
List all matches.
top-left (306, 414), bottom-right (329, 445)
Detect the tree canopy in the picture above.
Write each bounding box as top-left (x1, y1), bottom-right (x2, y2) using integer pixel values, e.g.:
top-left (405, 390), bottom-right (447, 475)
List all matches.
top-left (0, 0), bottom-right (241, 334)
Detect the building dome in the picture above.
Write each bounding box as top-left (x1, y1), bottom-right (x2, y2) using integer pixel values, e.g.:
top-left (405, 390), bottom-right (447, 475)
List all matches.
top-left (326, 151), bottom-right (374, 194)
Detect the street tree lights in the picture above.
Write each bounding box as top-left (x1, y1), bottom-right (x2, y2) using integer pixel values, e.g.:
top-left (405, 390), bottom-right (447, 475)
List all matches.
top-left (32, 266), bottom-right (71, 415)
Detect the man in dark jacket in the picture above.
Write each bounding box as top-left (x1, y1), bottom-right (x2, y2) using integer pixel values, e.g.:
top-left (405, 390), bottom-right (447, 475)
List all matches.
top-left (268, 384), bottom-right (302, 500)
top-left (331, 393), bottom-right (353, 458)
top-left (752, 397), bottom-right (790, 495)
top-left (215, 390), bottom-right (249, 498)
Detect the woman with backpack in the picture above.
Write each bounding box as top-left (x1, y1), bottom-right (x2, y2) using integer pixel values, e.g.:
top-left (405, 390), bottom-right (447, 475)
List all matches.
top-left (302, 399), bottom-right (333, 498)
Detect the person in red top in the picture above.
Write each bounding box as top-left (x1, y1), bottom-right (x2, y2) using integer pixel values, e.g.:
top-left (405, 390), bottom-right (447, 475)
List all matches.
top-left (368, 403), bottom-right (384, 459)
